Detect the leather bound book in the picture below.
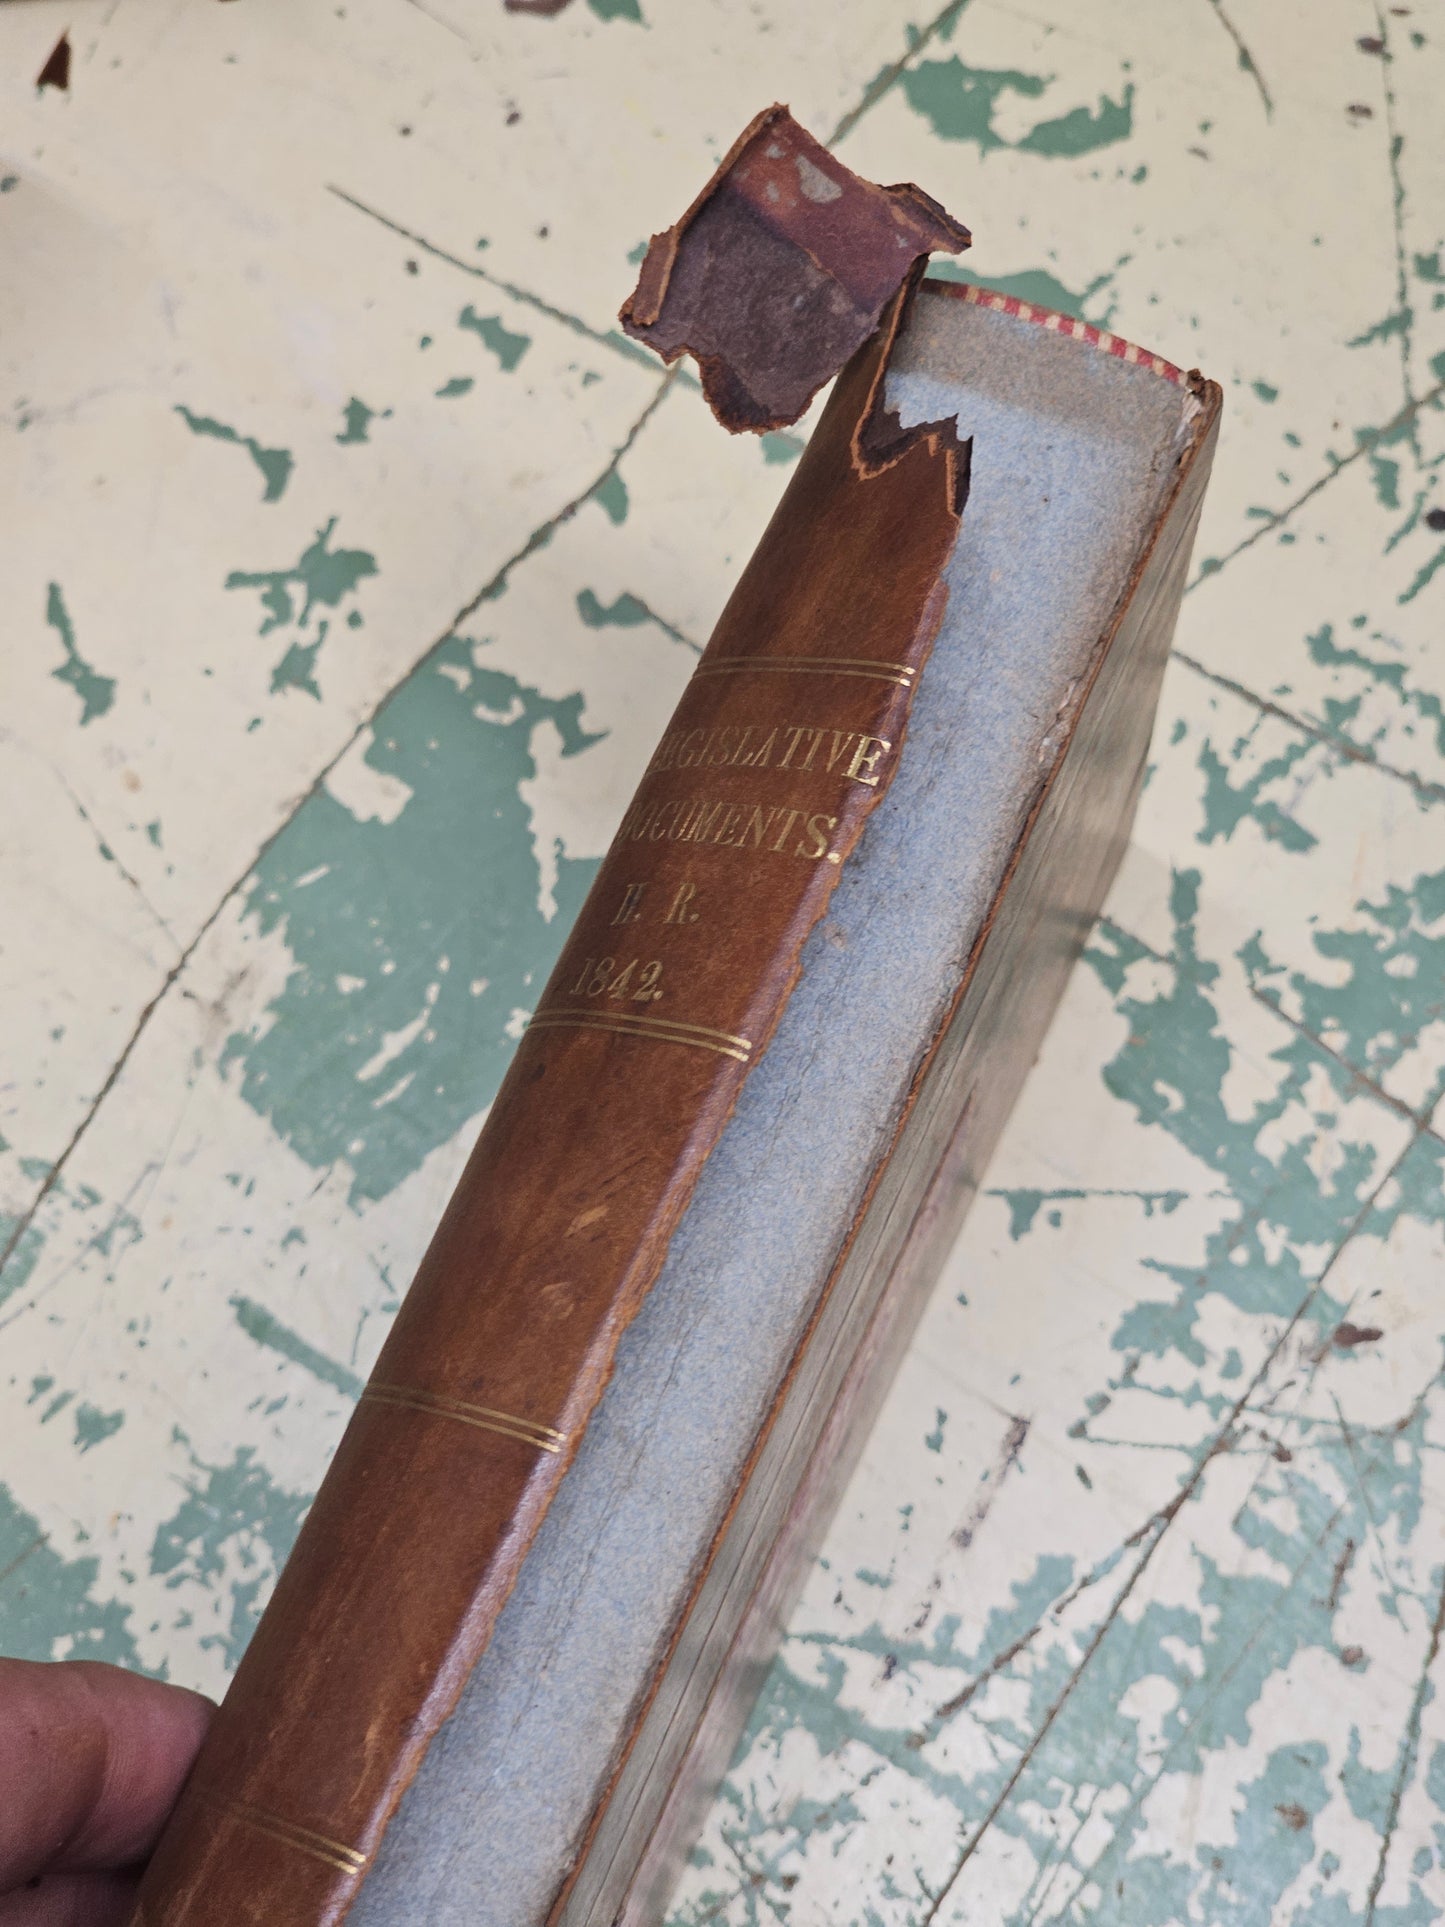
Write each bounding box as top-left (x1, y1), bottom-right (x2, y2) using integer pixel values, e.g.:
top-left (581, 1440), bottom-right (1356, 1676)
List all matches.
top-left (134, 111), bottom-right (973, 1927)
top-left (134, 111), bottom-right (1220, 1927)
top-left (352, 295), bottom-right (1220, 1927)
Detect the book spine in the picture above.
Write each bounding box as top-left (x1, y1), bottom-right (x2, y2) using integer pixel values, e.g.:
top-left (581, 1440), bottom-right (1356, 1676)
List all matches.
top-left (132, 322), bottom-right (964, 1926)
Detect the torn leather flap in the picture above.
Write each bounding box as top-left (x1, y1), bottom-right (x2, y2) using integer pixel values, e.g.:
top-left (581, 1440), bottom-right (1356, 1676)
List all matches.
top-left (620, 103), bottom-right (970, 434)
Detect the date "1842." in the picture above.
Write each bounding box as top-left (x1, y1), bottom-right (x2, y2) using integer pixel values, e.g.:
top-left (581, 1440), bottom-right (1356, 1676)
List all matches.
top-left (567, 956), bottom-right (664, 1003)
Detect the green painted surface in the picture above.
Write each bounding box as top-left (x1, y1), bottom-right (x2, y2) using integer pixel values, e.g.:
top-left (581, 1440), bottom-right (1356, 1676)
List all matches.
top-left (230, 1296), bottom-right (364, 1400)
top-left (759, 430), bottom-right (804, 464)
top-left (176, 405), bottom-right (294, 502)
top-left (927, 257), bottom-right (1119, 323)
top-left (225, 517), bottom-right (378, 698)
top-left (337, 398), bottom-right (386, 444)
top-left (576, 586), bottom-right (649, 626)
top-left (220, 637), bottom-right (601, 1202)
top-left (149, 1445), bottom-right (311, 1673)
top-left (900, 56), bottom-right (1132, 158)
top-left (72, 1403), bottom-right (124, 1453)
top-left (0, 1484), bottom-right (144, 1668)
top-left (44, 583), bottom-right (115, 724)
top-left (459, 304), bottom-right (531, 371)
top-left (594, 470), bottom-right (629, 522)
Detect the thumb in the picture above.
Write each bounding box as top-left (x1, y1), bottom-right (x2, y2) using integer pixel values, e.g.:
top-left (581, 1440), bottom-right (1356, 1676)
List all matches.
top-left (0, 1660), bottom-right (213, 1890)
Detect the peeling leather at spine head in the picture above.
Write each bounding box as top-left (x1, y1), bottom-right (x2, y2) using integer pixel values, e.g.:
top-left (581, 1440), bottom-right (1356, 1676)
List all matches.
top-left (849, 259), bottom-right (973, 520)
top-left (620, 103), bottom-right (971, 437)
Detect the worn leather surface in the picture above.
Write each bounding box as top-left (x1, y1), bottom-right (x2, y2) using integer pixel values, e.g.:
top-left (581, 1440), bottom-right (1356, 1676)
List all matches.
top-left (620, 103), bottom-right (968, 433)
top-left (131, 316), bottom-right (965, 1925)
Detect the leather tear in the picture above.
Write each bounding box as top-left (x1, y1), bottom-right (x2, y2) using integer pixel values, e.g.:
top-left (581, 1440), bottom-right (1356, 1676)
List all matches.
top-left (619, 103), bottom-right (970, 438)
top-left (848, 259), bottom-right (972, 520)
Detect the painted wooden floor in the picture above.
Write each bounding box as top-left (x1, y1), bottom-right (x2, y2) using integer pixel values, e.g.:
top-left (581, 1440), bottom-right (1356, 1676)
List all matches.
top-left (3, 3), bottom-right (1444, 1921)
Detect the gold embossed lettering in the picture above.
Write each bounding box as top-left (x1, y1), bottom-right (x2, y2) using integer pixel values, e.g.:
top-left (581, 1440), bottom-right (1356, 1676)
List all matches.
top-left (634, 960), bottom-right (664, 1002)
top-left (740, 805), bottom-right (770, 849)
top-left (777, 726), bottom-right (809, 771)
top-left (569, 957), bottom-right (664, 1001)
top-left (688, 800), bottom-right (730, 844)
top-left (664, 881), bottom-right (700, 924)
top-left (672, 799), bottom-right (705, 841)
top-left (769, 807), bottom-right (801, 853)
top-left (846, 734), bottom-right (892, 787)
top-left (823, 729), bottom-right (857, 774)
top-left (647, 723), bottom-right (896, 788)
top-left (797, 812), bottom-right (838, 860)
top-left (622, 797), bottom-right (659, 842)
top-left (611, 882), bottom-right (648, 926)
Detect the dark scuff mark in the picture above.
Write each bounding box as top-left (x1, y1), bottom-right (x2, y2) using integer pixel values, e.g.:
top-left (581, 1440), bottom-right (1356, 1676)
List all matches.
top-left (1275, 1802), bottom-right (1309, 1831)
top-left (505, 0), bottom-right (574, 11)
top-left (36, 32), bottom-right (71, 93)
top-left (620, 103), bottom-right (969, 436)
top-left (1326, 1535), bottom-right (1356, 1611)
top-left (953, 1414), bottom-right (1029, 1550)
top-left (1332, 1320), bottom-right (1385, 1348)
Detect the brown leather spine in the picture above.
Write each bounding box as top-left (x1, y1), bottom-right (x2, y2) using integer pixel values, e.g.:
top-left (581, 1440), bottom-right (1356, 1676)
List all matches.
top-left (132, 317), bottom-right (965, 1925)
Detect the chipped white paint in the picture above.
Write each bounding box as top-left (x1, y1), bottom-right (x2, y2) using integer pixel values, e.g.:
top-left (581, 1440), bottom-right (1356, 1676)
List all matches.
top-left (1, 1), bottom-right (1443, 1921)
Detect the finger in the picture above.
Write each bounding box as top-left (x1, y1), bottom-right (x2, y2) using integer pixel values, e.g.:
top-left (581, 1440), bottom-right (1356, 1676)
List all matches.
top-left (0, 1660), bottom-right (213, 1888)
top-left (0, 1870), bottom-right (139, 1927)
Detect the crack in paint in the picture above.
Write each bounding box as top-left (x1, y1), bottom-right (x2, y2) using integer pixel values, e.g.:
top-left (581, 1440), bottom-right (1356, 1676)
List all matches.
top-left (1187, 379), bottom-right (1445, 591)
top-left (1202, 0), bottom-right (1274, 118)
top-left (1172, 649), bottom-right (1445, 815)
top-left (327, 184), bottom-right (659, 371)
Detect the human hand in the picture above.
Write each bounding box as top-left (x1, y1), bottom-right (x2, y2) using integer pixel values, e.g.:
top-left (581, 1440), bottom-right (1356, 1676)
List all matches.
top-left (0, 1658), bottom-right (212, 1925)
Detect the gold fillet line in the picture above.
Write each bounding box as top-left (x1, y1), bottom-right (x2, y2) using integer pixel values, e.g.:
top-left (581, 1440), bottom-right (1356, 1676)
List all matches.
top-left (531, 1007), bottom-right (751, 1050)
top-left (699, 654), bottom-right (915, 676)
top-left (527, 1015), bottom-right (751, 1063)
top-left (526, 1013), bottom-right (751, 1063)
top-left (694, 657), bottom-right (913, 688)
top-left (361, 1384), bottom-right (565, 1454)
top-left (214, 1798), bottom-right (367, 1876)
